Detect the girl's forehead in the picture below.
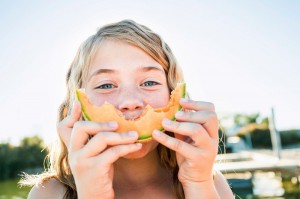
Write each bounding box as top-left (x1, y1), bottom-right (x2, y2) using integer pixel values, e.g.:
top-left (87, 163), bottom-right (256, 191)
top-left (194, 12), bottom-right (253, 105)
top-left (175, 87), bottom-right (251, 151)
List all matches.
top-left (87, 39), bottom-right (164, 75)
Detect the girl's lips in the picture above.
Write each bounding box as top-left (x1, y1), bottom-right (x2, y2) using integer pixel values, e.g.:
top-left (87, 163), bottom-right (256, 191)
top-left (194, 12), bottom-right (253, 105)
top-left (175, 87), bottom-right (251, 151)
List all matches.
top-left (123, 111), bottom-right (143, 120)
top-left (124, 114), bottom-right (141, 120)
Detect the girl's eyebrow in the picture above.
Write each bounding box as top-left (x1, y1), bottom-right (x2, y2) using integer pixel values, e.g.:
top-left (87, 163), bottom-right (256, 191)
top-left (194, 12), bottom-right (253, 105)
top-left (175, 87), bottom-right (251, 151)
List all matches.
top-left (139, 65), bottom-right (165, 73)
top-left (88, 65), bottom-right (165, 81)
top-left (88, 68), bottom-right (116, 81)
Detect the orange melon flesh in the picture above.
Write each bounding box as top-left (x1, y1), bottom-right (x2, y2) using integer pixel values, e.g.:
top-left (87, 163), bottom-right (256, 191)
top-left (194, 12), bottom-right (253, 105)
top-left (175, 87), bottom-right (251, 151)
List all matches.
top-left (76, 83), bottom-right (186, 143)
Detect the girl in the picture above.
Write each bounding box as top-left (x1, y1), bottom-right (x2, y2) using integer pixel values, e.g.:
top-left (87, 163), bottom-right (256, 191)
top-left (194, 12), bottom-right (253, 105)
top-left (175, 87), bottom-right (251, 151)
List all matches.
top-left (23, 19), bottom-right (234, 198)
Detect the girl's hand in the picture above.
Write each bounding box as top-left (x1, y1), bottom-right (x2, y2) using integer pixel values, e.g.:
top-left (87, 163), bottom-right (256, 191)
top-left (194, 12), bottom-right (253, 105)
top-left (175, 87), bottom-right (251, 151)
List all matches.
top-left (152, 99), bottom-right (219, 197)
top-left (57, 101), bottom-right (142, 199)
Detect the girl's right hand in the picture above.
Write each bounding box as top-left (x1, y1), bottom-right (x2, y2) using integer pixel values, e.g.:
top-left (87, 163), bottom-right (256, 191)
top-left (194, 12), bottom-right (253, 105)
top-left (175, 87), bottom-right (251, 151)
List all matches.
top-left (57, 101), bottom-right (142, 199)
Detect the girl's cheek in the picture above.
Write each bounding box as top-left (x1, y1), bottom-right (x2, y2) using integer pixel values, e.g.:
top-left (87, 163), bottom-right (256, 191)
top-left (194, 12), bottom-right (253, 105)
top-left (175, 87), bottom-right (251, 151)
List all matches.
top-left (88, 93), bottom-right (118, 106)
top-left (144, 90), bottom-right (169, 108)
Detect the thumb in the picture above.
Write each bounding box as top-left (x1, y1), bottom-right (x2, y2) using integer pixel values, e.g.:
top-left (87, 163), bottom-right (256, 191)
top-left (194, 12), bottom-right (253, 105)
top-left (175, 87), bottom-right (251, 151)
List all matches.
top-left (57, 101), bottom-right (82, 148)
top-left (67, 100), bottom-right (82, 128)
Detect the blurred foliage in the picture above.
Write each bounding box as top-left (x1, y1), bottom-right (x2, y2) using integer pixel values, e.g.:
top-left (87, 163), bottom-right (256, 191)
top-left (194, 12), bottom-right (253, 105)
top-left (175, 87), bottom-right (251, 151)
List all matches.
top-left (0, 136), bottom-right (47, 181)
top-left (237, 123), bottom-right (272, 149)
top-left (233, 113), bottom-right (261, 127)
top-left (220, 113), bottom-right (300, 149)
top-left (280, 129), bottom-right (300, 148)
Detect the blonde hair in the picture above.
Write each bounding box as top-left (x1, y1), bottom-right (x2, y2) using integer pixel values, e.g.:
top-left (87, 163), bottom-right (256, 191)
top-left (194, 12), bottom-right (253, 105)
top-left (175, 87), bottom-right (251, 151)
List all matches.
top-left (21, 19), bottom-right (185, 199)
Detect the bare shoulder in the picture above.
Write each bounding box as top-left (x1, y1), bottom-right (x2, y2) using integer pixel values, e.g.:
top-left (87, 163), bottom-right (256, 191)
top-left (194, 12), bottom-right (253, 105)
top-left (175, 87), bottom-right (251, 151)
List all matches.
top-left (28, 178), bottom-right (67, 199)
top-left (214, 170), bottom-right (235, 198)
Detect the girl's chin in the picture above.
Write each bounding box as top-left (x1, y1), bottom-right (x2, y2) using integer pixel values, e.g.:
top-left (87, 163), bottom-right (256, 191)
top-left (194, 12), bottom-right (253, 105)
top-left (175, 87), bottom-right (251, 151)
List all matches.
top-left (122, 140), bottom-right (159, 160)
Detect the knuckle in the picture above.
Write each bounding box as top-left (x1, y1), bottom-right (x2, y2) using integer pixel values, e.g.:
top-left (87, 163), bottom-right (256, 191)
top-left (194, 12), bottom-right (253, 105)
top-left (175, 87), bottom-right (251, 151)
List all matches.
top-left (100, 121), bottom-right (116, 130)
top-left (195, 150), bottom-right (203, 158)
top-left (172, 139), bottom-right (183, 151)
top-left (207, 102), bottom-right (215, 110)
top-left (93, 132), bottom-right (105, 143)
top-left (56, 118), bottom-right (68, 132)
top-left (206, 111), bottom-right (218, 121)
top-left (57, 124), bottom-right (71, 146)
top-left (120, 132), bottom-right (129, 140)
top-left (186, 159), bottom-right (196, 167)
top-left (194, 123), bottom-right (202, 135)
top-left (103, 122), bottom-right (111, 129)
top-left (72, 121), bottom-right (81, 131)
top-left (97, 121), bottom-right (107, 129)
top-left (69, 152), bottom-right (86, 172)
top-left (73, 121), bottom-right (85, 132)
top-left (172, 121), bottom-right (181, 129)
top-left (110, 146), bottom-right (122, 156)
top-left (184, 111), bottom-right (192, 119)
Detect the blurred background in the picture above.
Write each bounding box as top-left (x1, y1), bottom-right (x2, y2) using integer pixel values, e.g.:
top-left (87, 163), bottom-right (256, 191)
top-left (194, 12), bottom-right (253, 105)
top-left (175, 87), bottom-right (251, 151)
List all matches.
top-left (0, 0), bottom-right (299, 198)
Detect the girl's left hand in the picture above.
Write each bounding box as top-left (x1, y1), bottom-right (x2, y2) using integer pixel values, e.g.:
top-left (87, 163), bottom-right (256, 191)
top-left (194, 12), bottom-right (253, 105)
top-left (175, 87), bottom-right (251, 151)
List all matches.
top-left (152, 98), bottom-right (219, 187)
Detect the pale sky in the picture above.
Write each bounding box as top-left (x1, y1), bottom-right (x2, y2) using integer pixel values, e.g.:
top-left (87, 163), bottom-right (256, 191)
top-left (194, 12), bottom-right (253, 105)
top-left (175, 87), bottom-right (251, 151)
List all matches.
top-left (1, 0), bottom-right (299, 144)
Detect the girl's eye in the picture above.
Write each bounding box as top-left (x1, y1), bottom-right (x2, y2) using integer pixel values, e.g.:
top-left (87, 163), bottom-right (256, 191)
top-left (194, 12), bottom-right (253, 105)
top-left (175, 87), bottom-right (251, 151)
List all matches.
top-left (96, 84), bottom-right (115, 89)
top-left (141, 81), bottom-right (159, 87)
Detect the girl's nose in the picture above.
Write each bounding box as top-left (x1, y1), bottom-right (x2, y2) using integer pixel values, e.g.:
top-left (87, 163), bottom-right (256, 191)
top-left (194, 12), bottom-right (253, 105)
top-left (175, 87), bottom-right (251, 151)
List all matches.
top-left (117, 90), bottom-right (143, 112)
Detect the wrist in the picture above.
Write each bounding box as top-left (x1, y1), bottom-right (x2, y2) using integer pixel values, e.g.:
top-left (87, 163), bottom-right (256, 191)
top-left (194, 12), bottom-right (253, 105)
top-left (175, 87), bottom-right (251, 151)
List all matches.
top-left (182, 179), bottom-right (220, 199)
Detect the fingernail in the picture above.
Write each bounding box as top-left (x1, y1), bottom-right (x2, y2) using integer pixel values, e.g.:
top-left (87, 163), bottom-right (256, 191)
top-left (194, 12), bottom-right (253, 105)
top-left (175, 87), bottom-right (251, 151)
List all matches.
top-left (175, 111), bottom-right (184, 117)
top-left (108, 121), bottom-right (118, 128)
top-left (153, 130), bottom-right (162, 137)
top-left (180, 98), bottom-right (189, 103)
top-left (163, 118), bottom-right (171, 125)
top-left (128, 131), bottom-right (138, 137)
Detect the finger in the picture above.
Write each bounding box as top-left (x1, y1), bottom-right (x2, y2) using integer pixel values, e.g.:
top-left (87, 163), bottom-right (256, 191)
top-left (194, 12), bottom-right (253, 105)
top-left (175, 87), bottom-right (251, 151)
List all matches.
top-left (82, 131), bottom-right (139, 157)
top-left (175, 110), bottom-right (219, 139)
top-left (57, 101), bottom-right (82, 147)
top-left (68, 100), bottom-right (82, 128)
top-left (162, 119), bottom-right (210, 147)
top-left (59, 100), bottom-right (82, 129)
top-left (152, 130), bottom-right (196, 159)
top-left (70, 121), bottom-right (118, 151)
top-left (180, 98), bottom-right (215, 111)
top-left (97, 143), bottom-right (142, 165)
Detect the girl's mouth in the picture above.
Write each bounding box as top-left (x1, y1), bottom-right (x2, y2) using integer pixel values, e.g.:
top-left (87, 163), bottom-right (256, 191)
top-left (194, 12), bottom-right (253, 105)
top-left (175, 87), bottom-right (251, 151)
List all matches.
top-left (123, 111), bottom-right (143, 121)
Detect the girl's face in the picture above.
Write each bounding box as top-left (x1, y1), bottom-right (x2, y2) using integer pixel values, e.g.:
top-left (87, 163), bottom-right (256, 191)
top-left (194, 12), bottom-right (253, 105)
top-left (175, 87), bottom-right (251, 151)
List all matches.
top-left (84, 39), bottom-right (170, 159)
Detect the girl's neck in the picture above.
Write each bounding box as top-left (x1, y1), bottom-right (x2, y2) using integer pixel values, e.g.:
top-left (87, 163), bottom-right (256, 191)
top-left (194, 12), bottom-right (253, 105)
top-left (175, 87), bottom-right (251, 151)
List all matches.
top-left (113, 148), bottom-right (170, 189)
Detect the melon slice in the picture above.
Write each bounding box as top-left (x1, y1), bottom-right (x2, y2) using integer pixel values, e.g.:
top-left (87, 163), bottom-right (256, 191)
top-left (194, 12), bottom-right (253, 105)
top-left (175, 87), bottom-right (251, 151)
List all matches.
top-left (76, 83), bottom-right (186, 143)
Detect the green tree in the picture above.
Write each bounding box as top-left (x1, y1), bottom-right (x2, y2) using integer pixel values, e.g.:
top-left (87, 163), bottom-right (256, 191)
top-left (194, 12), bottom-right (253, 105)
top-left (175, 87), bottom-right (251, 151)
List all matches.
top-left (233, 113), bottom-right (260, 127)
top-left (18, 136), bottom-right (47, 169)
top-left (280, 130), bottom-right (300, 147)
top-left (0, 136), bottom-right (47, 181)
top-left (0, 143), bottom-right (14, 180)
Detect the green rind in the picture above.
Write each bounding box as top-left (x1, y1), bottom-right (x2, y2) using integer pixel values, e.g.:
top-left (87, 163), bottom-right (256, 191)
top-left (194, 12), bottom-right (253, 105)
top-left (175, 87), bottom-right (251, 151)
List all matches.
top-left (138, 134), bottom-right (152, 140)
top-left (76, 90), bottom-right (92, 121)
top-left (157, 83), bottom-right (186, 134)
